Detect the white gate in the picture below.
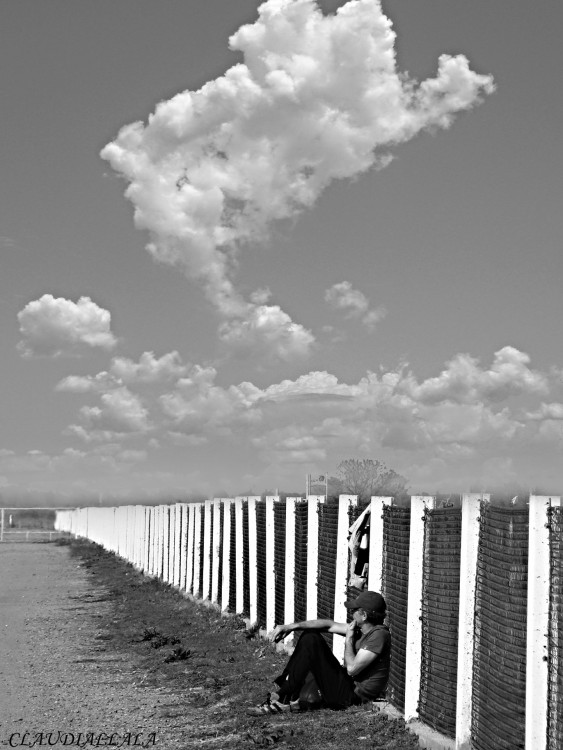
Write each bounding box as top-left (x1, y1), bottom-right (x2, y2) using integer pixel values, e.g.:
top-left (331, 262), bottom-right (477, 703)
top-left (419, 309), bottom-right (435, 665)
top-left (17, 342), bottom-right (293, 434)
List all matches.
top-left (0, 507), bottom-right (72, 543)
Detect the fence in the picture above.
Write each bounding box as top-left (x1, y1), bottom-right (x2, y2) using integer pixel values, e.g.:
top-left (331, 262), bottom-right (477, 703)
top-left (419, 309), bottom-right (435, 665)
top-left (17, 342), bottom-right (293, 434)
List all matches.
top-left (0, 507), bottom-right (71, 543)
top-left (55, 494), bottom-right (562, 750)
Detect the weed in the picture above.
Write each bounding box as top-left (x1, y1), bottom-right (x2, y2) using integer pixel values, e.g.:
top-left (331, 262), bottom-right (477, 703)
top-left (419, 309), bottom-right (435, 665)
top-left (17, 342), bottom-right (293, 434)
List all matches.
top-left (140, 627), bottom-right (160, 642)
top-left (164, 646), bottom-right (191, 663)
top-left (245, 623), bottom-right (261, 640)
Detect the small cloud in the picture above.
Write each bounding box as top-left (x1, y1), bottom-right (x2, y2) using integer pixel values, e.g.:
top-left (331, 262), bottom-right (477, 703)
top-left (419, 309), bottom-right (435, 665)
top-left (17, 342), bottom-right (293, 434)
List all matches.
top-left (111, 351), bottom-right (190, 384)
top-left (249, 287), bottom-right (272, 305)
top-left (167, 432), bottom-right (209, 447)
top-left (75, 387), bottom-right (151, 438)
top-left (118, 449), bottom-right (148, 463)
top-left (526, 402), bottom-right (563, 421)
top-left (56, 373), bottom-right (113, 393)
top-left (400, 346), bottom-right (548, 405)
top-left (218, 303), bottom-right (315, 362)
top-left (361, 307), bottom-right (387, 332)
top-left (17, 295), bottom-right (117, 358)
top-left (324, 281), bottom-right (386, 331)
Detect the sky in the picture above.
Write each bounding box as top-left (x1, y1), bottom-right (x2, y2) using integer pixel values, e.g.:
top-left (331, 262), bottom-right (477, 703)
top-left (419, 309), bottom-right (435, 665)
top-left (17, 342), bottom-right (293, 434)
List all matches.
top-left (2, 0), bottom-right (563, 504)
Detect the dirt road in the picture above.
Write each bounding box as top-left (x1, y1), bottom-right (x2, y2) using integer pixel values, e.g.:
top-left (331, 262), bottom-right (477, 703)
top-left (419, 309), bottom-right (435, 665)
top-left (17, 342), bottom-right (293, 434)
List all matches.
top-left (0, 540), bottom-right (420, 750)
top-left (0, 542), bottom-right (163, 746)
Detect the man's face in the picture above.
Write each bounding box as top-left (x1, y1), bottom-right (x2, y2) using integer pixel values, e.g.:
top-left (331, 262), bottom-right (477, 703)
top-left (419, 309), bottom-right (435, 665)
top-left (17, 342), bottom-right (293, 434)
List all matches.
top-left (352, 608), bottom-right (364, 626)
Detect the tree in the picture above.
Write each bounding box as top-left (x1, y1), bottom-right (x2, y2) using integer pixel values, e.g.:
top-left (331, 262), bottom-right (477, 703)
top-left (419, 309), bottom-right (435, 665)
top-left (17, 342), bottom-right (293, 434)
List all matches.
top-left (330, 458), bottom-right (408, 502)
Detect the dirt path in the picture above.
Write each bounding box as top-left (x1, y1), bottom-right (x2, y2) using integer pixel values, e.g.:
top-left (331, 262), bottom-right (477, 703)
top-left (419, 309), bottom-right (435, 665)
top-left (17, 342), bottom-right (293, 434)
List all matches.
top-left (0, 542), bottom-right (163, 746)
top-left (0, 540), bottom-right (421, 750)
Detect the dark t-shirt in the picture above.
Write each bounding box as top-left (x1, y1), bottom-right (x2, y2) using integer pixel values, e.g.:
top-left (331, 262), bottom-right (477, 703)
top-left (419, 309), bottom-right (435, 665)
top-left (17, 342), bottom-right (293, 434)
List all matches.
top-left (352, 625), bottom-right (391, 700)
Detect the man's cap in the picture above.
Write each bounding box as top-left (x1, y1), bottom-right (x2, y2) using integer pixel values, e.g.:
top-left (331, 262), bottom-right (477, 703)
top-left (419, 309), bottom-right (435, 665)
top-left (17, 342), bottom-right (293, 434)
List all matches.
top-left (344, 591), bottom-right (386, 615)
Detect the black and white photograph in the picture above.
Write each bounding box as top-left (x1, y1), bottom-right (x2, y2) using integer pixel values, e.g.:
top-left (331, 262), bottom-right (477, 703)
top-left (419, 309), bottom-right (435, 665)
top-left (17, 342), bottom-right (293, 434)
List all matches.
top-left (1, 1), bottom-right (562, 748)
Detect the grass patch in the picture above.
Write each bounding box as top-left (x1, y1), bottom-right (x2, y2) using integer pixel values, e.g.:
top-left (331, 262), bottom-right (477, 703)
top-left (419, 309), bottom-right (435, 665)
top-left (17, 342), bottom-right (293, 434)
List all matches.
top-left (67, 538), bottom-right (421, 750)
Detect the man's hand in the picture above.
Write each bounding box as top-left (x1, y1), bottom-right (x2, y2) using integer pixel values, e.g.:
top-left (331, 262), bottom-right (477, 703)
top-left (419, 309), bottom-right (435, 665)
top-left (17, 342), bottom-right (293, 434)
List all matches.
top-left (269, 624), bottom-right (291, 643)
top-left (346, 620), bottom-right (358, 639)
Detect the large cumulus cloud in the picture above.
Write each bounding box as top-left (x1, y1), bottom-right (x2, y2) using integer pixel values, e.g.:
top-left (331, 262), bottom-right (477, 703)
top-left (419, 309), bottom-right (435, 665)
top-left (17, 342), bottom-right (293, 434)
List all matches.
top-left (101, 0), bottom-right (493, 362)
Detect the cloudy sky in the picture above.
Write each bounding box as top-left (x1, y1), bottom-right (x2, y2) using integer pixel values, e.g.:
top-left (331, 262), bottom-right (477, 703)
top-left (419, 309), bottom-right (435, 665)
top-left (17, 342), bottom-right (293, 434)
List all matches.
top-left (2, 0), bottom-right (563, 503)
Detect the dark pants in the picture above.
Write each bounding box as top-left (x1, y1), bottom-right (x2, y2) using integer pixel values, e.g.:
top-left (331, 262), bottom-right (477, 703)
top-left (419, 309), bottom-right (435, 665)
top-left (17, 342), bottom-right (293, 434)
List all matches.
top-left (274, 632), bottom-right (362, 709)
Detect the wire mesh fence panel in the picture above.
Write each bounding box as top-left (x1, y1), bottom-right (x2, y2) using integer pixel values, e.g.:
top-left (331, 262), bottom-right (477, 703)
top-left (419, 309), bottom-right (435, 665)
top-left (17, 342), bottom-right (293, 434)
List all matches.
top-left (274, 500), bottom-right (286, 627)
top-left (382, 505), bottom-right (411, 711)
top-left (548, 506), bottom-right (563, 750)
top-left (229, 503), bottom-right (237, 612)
top-left (242, 502), bottom-right (250, 618)
top-left (418, 507), bottom-right (462, 738)
top-left (294, 501), bottom-right (308, 623)
top-left (471, 505), bottom-right (528, 750)
top-left (256, 500), bottom-right (267, 628)
top-left (217, 502), bottom-right (224, 605)
top-left (317, 499), bottom-right (340, 648)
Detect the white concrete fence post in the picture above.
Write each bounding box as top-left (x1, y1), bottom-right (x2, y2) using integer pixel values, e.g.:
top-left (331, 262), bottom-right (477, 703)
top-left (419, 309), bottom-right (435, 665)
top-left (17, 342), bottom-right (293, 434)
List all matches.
top-left (148, 506), bottom-right (154, 574)
top-left (154, 506), bottom-right (161, 579)
top-left (368, 496), bottom-right (393, 593)
top-left (148, 507), bottom-right (156, 577)
top-left (404, 495), bottom-right (436, 723)
top-left (185, 503), bottom-right (195, 594)
top-left (525, 495), bottom-right (561, 750)
top-left (126, 506), bottom-right (133, 564)
top-left (211, 499), bottom-right (222, 605)
top-left (116, 506), bottom-right (124, 559)
top-left (284, 497), bottom-right (296, 639)
top-left (130, 505), bottom-right (137, 565)
top-left (178, 503), bottom-right (188, 590)
top-left (163, 506), bottom-right (172, 583)
top-left (130, 505), bottom-right (136, 563)
top-left (333, 495), bottom-right (358, 662)
top-left (173, 503), bottom-right (183, 587)
top-left (112, 506), bottom-right (118, 554)
top-left (222, 499), bottom-right (233, 612)
top-left (247, 496), bottom-right (259, 626)
top-left (166, 505), bottom-right (174, 585)
top-left (455, 493), bottom-right (489, 750)
top-left (192, 503), bottom-right (202, 596)
top-left (234, 498), bottom-right (244, 614)
top-left (133, 505), bottom-right (141, 569)
top-left (202, 500), bottom-right (212, 600)
top-left (139, 506), bottom-right (145, 573)
top-left (144, 508), bottom-right (151, 575)
top-left (154, 506), bottom-right (161, 577)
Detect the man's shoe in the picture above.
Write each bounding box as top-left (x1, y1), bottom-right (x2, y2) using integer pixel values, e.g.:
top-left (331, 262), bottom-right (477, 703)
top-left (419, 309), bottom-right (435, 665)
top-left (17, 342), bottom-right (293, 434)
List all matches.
top-left (247, 694), bottom-right (302, 716)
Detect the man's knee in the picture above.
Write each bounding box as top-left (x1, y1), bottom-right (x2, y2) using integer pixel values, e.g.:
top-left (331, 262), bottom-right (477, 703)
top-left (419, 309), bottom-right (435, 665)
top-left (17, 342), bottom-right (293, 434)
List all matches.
top-left (298, 631), bottom-right (324, 646)
top-left (296, 631), bottom-right (328, 656)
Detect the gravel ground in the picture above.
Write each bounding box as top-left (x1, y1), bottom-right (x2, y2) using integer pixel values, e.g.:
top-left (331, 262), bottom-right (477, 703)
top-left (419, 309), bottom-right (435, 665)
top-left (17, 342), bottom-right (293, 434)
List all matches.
top-left (0, 539), bottom-right (421, 750)
top-left (0, 542), bottom-right (163, 747)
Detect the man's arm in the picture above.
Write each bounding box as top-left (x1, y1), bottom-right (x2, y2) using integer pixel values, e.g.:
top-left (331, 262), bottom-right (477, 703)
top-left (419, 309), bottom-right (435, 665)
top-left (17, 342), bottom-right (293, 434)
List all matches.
top-left (270, 619), bottom-right (347, 643)
top-left (343, 622), bottom-right (377, 677)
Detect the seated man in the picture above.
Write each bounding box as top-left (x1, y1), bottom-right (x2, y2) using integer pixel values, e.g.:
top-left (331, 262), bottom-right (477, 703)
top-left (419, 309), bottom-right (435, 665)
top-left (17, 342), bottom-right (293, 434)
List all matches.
top-left (248, 591), bottom-right (390, 715)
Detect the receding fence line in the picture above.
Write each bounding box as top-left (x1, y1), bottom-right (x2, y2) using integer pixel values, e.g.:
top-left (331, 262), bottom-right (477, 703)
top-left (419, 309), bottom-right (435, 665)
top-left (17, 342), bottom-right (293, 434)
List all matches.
top-left (55, 494), bottom-right (563, 750)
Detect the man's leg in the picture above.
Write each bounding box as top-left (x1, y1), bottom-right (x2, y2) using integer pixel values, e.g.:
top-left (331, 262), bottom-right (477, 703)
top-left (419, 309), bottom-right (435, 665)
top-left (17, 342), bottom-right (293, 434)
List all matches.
top-left (274, 632), bottom-right (357, 708)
